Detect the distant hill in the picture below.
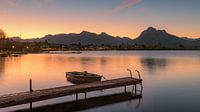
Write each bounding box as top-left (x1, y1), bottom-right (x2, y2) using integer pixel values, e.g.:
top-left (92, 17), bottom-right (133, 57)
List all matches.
top-left (11, 27), bottom-right (200, 49)
top-left (134, 27), bottom-right (200, 48)
top-left (12, 31), bottom-right (134, 46)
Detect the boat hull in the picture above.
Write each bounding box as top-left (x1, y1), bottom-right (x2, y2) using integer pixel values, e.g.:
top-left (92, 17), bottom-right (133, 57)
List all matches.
top-left (0, 53), bottom-right (8, 57)
top-left (66, 72), bottom-right (102, 84)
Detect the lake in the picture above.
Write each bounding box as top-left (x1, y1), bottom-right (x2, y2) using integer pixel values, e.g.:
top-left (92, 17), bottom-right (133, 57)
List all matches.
top-left (0, 51), bottom-right (200, 112)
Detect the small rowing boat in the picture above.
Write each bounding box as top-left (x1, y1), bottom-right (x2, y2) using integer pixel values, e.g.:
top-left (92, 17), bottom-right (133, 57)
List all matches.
top-left (0, 52), bottom-right (9, 57)
top-left (66, 71), bottom-right (102, 84)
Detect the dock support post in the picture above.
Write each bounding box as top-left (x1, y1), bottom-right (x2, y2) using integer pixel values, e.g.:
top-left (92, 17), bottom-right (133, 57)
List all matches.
top-left (85, 92), bottom-right (87, 99)
top-left (124, 86), bottom-right (127, 93)
top-left (140, 83), bottom-right (143, 94)
top-left (76, 93), bottom-right (78, 101)
top-left (132, 85), bottom-right (135, 95)
top-left (135, 84), bottom-right (137, 95)
top-left (29, 79), bottom-right (33, 92)
top-left (29, 102), bottom-right (32, 111)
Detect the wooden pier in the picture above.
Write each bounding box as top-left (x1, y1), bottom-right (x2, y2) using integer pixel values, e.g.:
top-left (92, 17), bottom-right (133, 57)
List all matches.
top-left (0, 77), bottom-right (142, 108)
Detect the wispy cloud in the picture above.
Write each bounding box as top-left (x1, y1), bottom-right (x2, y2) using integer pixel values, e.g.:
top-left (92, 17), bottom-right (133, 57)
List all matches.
top-left (4, 0), bottom-right (19, 7)
top-left (34, 0), bottom-right (55, 8)
top-left (108, 0), bottom-right (142, 15)
top-left (0, 10), bottom-right (13, 18)
top-left (0, 11), bottom-right (5, 17)
top-left (138, 7), bottom-right (149, 13)
top-left (2, 0), bottom-right (55, 8)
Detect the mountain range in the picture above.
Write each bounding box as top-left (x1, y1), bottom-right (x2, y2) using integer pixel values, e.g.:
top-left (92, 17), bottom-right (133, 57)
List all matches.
top-left (11, 27), bottom-right (200, 48)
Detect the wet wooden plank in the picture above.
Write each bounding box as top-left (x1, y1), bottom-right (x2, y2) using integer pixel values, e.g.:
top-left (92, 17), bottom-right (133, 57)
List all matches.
top-left (0, 77), bottom-right (142, 108)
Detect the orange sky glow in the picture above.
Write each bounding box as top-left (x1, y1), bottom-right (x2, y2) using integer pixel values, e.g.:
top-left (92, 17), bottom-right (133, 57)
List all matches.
top-left (0, 0), bottom-right (199, 39)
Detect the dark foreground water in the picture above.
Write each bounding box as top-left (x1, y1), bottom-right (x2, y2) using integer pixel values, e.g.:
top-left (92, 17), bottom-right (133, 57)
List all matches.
top-left (0, 51), bottom-right (200, 112)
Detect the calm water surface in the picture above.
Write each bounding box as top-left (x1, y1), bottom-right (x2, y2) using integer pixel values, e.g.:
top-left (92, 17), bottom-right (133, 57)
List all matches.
top-left (0, 51), bottom-right (200, 112)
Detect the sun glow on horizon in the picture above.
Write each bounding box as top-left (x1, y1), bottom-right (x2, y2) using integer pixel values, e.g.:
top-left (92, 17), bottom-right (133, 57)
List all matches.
top-left (0, 0), bottom-right (200, 39)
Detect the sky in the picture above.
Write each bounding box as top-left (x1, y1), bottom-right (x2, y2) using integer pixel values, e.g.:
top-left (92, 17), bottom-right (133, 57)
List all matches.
top-left (0, 0), bottom-right (200, 39)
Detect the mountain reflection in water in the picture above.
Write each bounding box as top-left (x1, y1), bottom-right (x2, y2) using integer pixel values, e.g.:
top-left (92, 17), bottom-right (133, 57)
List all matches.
top-left (141, 58), bottom-right (168, 73)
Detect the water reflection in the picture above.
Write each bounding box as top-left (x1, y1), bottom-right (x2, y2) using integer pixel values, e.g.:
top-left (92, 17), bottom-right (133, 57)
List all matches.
top-left (1, 51), bottom-right (200, 112)
top-left (15, 92), bottom-right (142, 112)
top-left (0, 57), bottom-right (6, 80)
top-left (140, 58), bottom-right (168, 73)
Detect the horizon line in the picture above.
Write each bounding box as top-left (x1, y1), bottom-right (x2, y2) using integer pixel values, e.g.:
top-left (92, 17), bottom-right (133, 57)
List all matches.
top-left (6, 27), bottom-right (199, 40)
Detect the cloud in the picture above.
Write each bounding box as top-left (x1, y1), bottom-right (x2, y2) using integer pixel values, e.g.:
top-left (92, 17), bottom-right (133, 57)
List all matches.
top-left (34, 0), bottom-right (55, 8)
top-left (5, 0), bottom-right (19, 7)
top-left (2, 0), bottom-right (55, 8)
top-left (0, 11), bottom-right (7, 18)
top-left (0, 11), bottom-right (5, 16)
top-left (138, 7), bottom-right (149, 13)
top-left (108, 0), bottom-right (142, 15)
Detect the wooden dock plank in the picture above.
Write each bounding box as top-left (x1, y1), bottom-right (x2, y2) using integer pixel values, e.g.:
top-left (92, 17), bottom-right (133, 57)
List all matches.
top-left (0, 77), bottom-right (142, 108)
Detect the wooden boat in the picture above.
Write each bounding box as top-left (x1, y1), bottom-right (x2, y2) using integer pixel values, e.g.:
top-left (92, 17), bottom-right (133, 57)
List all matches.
top-left (71, 51), bottom-right (82, 54)
top-left (10, 53), bottom-right (21, 57)
top-left (66, 71), bottom-right (102, 84)
top-left (0, 52), bottom-right (9, 57)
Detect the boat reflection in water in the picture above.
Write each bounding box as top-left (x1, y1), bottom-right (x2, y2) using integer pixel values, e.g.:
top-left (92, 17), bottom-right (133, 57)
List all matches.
top-left (15, 92), bottom-right (142, 112)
